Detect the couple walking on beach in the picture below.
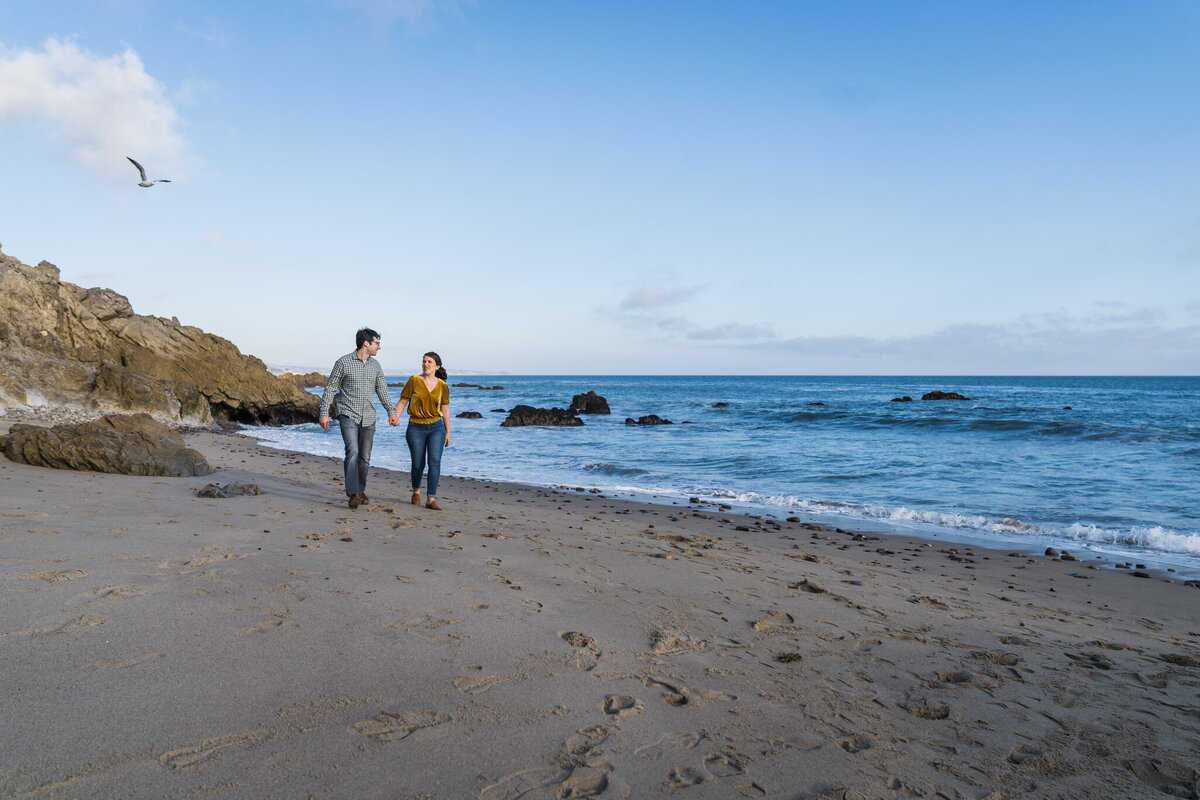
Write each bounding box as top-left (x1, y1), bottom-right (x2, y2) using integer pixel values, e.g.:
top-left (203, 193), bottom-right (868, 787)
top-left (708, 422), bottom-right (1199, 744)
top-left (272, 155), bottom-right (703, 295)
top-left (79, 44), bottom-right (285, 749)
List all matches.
top-left (317, 327), bottom-right (451, 510)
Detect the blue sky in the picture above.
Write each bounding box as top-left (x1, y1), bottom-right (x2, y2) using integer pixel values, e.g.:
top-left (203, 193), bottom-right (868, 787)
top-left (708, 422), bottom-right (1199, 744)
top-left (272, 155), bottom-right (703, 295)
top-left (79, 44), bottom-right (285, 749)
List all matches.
top-left (2, 1), bottom-right (1198, 374)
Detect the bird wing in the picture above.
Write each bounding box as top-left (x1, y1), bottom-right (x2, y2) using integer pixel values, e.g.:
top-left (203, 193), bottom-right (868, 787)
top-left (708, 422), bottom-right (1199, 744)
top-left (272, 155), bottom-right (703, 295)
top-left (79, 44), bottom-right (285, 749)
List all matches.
top-left (126, 156), bottom-right (148, 181)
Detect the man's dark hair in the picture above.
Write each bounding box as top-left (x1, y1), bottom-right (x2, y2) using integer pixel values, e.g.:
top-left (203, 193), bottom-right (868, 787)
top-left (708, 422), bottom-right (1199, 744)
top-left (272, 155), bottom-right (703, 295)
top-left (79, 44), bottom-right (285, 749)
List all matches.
top-left (356, 328), bottom-right (380, 349)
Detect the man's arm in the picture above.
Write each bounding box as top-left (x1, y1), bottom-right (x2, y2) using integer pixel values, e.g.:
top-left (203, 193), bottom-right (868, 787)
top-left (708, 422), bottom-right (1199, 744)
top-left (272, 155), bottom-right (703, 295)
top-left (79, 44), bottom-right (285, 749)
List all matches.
top-left (375, 364), bottom-right (398, 426)
top-left (318, 359), bottom-right (344, 431)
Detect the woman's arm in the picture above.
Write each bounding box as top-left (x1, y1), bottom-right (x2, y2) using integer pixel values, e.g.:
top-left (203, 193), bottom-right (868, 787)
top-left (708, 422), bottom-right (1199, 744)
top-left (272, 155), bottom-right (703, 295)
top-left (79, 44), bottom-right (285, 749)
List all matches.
top-left (394, 376), bottom-right (414, 418)
top-left (441, 404), bottom-right (451, 446)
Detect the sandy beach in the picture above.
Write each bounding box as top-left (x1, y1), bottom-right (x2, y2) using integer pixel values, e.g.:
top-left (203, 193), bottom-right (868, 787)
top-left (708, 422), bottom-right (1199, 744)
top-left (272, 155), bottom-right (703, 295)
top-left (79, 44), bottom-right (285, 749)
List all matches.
top-left (2, 419), bottom-right (1198, 799)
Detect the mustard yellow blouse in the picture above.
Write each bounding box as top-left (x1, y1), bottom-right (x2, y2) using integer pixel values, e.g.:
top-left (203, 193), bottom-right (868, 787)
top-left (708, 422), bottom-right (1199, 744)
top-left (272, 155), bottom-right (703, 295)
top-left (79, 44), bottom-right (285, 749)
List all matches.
top-left (400, 375), bottom-right (450, 424)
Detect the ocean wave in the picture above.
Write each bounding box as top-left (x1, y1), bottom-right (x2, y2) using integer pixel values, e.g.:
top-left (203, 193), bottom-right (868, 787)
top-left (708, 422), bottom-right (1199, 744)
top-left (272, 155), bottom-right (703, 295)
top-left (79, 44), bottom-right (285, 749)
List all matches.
top-left (682, 490), bottom-right (1200, 559)
top-left (1063, 523), bottom-right (1200, 555)
top-left (580, 462), bottom-right (648, 477)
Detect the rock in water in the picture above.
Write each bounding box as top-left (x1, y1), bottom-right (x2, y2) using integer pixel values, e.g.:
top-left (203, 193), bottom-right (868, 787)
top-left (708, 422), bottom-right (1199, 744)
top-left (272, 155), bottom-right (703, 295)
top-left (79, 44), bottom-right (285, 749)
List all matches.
top-left (501, 405), bottom-right (583, 427)
top-left (0, 249), bottom-right (318, 424)
top-left (625, 414), bottom-right (673, 426)
top-left (0, 414), bottom-right (214, 476)
top-left (569, 391), bottom-right (610, 415)
top-left (456, 411), bottom-right (483, 419)
top-left (921, 391), bottom-right (971, 401)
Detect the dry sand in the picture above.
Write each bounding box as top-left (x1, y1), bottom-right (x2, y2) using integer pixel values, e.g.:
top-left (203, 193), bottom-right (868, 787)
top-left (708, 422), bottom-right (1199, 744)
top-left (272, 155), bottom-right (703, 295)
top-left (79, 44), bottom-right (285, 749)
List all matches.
top-left (1, 421), bottom-right (1198, 799)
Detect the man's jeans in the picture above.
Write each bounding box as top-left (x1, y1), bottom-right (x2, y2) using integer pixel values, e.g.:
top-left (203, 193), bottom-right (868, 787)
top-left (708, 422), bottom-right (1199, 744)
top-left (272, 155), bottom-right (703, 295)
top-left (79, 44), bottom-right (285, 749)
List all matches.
top-left (406, 419), bottom-right (446, 497)
top-left (338, 416), bottom-right (375, 496)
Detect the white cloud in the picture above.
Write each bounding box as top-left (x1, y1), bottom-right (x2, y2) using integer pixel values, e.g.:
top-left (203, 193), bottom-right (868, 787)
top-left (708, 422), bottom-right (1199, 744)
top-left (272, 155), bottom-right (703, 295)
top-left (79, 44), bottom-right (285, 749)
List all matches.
top-left (769, 313), bottom-right (1200, 373)
top-left (619, 284), bottom-right (705, 311)
top-left (688, 323), bottom-right (776, 341)
top-left (0, 37), bottom-right (185, 179)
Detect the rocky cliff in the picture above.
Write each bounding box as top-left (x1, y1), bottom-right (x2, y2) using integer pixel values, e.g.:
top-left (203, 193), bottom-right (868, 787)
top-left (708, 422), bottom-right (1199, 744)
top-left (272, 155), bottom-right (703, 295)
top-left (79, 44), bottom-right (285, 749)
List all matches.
top-left (0, 246), bottom-right (318, 425)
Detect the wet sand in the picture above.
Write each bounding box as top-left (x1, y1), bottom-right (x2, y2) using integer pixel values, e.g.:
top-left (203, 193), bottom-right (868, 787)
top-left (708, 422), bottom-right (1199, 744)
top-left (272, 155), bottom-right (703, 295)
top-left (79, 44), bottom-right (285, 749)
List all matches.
top-left (2, 422), bottom-right (1198, 799)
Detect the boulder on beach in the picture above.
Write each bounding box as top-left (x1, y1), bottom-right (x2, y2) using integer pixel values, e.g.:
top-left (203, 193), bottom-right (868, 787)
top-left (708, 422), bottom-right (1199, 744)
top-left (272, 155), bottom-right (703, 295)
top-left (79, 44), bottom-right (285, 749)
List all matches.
top-left (625, 414), bottom-right (673, 426)
top-left (922, 391), bottom-right (971, 401)
top-left (457, 411), bottom-right (483, 419)
top-left (0, 248), bottom-right (319, 425)
top-left (501, 405), bottom-right (583, 427)
top-left (569, 390), bottom-right (610, 415)
top-left (0, 413), bottom-right (214, 476)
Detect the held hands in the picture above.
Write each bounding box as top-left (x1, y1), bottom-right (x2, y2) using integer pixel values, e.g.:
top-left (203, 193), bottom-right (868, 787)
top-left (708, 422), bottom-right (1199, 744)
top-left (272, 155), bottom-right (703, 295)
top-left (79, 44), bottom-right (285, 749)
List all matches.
top-left (388, 415), bottom-right (400, 427)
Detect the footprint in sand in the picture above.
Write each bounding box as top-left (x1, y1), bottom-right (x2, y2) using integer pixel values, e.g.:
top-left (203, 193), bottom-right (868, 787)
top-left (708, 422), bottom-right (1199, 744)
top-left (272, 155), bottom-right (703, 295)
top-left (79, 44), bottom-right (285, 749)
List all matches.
top-left (751, 611), bottom-right (795, 632)
top-left (28, 569), bottom-right (87, 582)
top-left (979, 651), bottom-right (1022, 666)
top-left (703, 751), bottom-right (747, 777)
top-left (558, 766), bottom-right (612, 798)
top-left (565, 725), bottom-right (610, 755)
top-left (452, 673), bottom-right (521, 695)
top-left (237, 616), bottom-right (298, 635)
top-left (1129, 758), bottom-right (1200, 797)
top-left (839, 734), bottom-right (873, 753)
top-left (559, 630), bottom-right (601, 670)
top-left (602, 695), bottom-right (645, 716)
top-left (480, 767), bottom-right (571, 800)
top-left (904, 698), bottom-right (951, 720)
top-left (158, 730), bottom-right (266, 769)
top-left (89, 585), bottom-right (144, 599)
top-left (351, 709), bottom-right (449, 742)
top-left (643, 677), bottom-right (691, 707)
top-left (667, 766), bottom-right (710, 787)
top-left (651, 629), bottom-right (706, 655)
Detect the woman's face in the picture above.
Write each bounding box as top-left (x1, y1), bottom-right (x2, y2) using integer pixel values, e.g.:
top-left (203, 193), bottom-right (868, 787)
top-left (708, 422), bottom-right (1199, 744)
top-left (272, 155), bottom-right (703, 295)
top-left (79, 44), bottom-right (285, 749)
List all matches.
top-left (422, 355), bottom-right (438, 376)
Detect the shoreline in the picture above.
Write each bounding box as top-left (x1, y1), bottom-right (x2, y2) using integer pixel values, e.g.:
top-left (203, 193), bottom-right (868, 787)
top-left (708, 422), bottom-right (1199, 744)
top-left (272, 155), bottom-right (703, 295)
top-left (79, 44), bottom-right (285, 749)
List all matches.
top-left (2, 421), bottom-right (1199, 797)
top-left (241, 420), bottom-right (1200, 583)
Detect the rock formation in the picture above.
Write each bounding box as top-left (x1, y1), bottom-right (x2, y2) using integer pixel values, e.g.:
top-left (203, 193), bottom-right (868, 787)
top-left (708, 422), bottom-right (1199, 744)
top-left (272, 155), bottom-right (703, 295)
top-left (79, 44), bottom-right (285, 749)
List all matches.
top-left (569, 391), bottom-right (610, 415)
top-left (457, 411), bottom-right (483, 419)
top-left (0, 414), bottom-right (214, 476)
top-left (501, 405), bottom-right (583, 427)
top-left (625, 414), bottom-right (673, 426)
top-left (891, 396), bottom-right (914, 402)
top-left (922, 391), bottom-right (971, 401)
top-left (0, 248), bottom-right (318, 425)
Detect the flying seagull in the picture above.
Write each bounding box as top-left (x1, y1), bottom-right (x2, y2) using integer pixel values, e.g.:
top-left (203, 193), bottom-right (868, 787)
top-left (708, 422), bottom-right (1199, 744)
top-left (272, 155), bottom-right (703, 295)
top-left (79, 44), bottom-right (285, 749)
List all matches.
top-left (127, 156), bottom-right (171, 187)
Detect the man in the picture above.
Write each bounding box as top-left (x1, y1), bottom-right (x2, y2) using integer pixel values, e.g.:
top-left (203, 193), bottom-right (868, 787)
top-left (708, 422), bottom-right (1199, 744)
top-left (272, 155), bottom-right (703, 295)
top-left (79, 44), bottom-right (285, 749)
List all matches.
top-left (319, 328), bottom-right (399, 508)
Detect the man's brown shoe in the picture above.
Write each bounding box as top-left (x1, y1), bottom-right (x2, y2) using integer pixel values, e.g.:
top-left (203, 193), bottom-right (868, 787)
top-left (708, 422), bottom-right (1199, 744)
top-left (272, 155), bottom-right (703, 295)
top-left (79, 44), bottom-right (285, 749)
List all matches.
top-left (356, 492), bottom-right (369, 505)
top-left (348, 494), bottom-right (360, 509)
top-left (425, 499), bottom-right (442, 511)
top-left (411, 491), bottom-right (420, 505)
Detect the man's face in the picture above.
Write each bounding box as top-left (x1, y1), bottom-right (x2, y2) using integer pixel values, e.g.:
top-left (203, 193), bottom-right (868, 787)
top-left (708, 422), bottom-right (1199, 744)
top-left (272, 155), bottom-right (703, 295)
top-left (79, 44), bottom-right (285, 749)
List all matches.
top-left (365, 337), bottom-right (381, 356)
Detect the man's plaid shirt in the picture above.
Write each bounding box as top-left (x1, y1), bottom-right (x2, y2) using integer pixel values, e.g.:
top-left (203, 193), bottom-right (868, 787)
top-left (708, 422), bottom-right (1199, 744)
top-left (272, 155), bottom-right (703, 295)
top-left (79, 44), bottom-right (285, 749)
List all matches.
top-left (319, 353), bottom-right (394, 425)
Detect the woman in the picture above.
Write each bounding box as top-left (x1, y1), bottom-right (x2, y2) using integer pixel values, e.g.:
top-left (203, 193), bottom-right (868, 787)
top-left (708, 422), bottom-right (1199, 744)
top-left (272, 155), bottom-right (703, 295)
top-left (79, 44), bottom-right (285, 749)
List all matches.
top-left (395, 352), bottom-right (451, 510)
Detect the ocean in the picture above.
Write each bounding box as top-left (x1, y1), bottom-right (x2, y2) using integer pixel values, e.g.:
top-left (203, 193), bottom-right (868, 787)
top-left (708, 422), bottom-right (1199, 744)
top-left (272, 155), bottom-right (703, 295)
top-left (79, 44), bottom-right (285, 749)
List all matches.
top-left (243, 375), bottom-right (1200, 576)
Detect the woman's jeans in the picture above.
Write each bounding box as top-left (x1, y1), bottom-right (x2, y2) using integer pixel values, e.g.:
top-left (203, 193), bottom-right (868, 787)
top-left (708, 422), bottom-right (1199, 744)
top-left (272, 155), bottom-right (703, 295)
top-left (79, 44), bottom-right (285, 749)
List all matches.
top-left (337, 416), bottom-right (375, 497)
top-left (406, 419), bottom-right (446, 497)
